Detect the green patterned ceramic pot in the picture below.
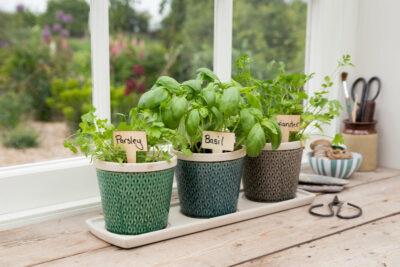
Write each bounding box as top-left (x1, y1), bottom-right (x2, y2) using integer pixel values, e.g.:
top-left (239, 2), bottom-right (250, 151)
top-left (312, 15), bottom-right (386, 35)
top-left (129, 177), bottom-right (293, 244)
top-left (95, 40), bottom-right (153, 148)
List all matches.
top-left (175, 149), bottom-right (245, 218)
top-left (243, 141), bottom-right (303, 202)
top-left (94, 156), bottom-right (177, 235)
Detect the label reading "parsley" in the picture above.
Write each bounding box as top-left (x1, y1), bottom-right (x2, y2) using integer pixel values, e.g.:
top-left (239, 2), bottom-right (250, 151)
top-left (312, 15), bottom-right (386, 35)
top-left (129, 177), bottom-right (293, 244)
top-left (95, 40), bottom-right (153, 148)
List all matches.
top-left (113, 131), bottom-right (148, 163)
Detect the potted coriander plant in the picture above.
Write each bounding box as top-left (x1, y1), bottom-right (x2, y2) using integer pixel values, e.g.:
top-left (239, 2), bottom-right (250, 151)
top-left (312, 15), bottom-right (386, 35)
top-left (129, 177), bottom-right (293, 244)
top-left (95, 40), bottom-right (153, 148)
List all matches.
top-left (236, 55), bottom-right (352, 202)
top-left (137, 68), bottom-right (280, 218)
top-left (64, 108), bottom-right (178, 235)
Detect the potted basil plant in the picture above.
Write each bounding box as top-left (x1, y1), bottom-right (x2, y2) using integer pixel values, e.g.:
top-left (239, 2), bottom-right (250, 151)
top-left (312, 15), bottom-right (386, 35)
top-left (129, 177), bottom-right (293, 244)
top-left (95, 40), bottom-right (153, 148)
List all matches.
top-left (138, 68), bottom-right (281, 218)
top-left (236, 55), bottom-right (353, 202)
top-left (64, 108), bottom-right (178, 235)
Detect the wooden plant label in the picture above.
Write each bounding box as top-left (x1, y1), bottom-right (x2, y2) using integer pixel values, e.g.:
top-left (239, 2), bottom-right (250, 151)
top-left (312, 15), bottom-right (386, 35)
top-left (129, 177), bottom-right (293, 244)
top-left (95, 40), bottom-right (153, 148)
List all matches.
top-left (113, 131), bottom-right (148, 163)
top-left (276, 115), bottom-right (301, 142)
top-left (201, 131), bottom-right (235, 153)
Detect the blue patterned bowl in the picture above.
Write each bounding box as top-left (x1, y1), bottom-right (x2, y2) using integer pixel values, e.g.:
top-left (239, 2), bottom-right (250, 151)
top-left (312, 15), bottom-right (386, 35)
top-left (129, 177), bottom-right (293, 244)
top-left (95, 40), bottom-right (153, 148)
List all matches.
top-left (308, 152), bottom-right (363, 179)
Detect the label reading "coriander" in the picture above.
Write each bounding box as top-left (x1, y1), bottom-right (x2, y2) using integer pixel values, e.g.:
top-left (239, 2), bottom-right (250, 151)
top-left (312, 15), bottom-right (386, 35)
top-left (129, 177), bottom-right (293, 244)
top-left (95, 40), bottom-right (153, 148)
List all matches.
top-left (276, 115), bottom-right (301, 142)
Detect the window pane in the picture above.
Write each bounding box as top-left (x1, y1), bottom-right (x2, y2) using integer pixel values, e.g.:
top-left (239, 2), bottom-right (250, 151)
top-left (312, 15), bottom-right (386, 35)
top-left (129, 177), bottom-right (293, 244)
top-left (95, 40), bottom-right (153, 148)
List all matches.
top-left (232, 0), bottom-right (307, 78)
top-left (108, 0), bottom-right (214, 122)
top-left (0, 0), bottom-right (90, 166)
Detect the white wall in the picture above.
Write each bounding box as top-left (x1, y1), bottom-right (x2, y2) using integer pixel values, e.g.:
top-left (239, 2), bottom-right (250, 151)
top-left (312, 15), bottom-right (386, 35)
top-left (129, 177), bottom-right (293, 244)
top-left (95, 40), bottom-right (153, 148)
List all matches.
top-left (306, 0), bottom-right (359, 138)
top-left (352, 0), bottom-right (400, 168)
top-left (309, 0), bottom-right (400, 168)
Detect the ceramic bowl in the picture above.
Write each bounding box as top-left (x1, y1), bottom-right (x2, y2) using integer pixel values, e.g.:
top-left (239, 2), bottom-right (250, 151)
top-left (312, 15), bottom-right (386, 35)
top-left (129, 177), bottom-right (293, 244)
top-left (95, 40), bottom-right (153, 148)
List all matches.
top-left (307, 152), bottom-right (363, 179)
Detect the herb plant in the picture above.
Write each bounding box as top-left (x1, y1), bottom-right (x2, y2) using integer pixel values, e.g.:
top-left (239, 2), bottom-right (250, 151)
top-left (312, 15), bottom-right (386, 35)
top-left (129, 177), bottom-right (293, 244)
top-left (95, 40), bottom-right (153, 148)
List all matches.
top-left (137, 68), bottom-right (281, 157)
top-left (64, 108), bottom-right (180, 163)
top-left (235, 54), bottom-right (353, 142)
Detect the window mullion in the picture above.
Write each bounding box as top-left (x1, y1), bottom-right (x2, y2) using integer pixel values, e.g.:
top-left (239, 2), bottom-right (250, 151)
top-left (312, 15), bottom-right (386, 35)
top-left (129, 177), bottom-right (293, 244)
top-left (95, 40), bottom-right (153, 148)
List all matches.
top-left (90, 0), bottom-right (111, 120)
top-left (213, 0), bottom-right (233, 82)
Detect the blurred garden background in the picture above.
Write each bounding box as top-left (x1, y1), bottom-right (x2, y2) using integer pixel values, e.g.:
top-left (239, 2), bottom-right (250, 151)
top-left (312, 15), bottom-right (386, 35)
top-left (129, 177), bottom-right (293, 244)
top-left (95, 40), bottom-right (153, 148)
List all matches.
top-left (0, 0), bottom-right (306, 166)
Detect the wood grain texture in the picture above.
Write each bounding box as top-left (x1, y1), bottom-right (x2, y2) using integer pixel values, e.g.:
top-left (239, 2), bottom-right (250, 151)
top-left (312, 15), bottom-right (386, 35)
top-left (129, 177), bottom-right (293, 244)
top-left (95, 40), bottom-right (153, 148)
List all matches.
top-left (0, 211), bottom-right (106, 267)
top-left (0, 189), bottom-right (182, 267)
top-left (35, 174), bottom-right (400, 267)
top-left (241, 215), bottom-right (400, 267)
top-left (0, 168), bottom-right (398, 267)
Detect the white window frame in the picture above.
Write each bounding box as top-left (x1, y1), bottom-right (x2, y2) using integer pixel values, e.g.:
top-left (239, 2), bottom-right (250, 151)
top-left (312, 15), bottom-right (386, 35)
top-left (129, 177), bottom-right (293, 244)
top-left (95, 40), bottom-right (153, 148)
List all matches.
top-left (0, 0), bottom-right (320, 229)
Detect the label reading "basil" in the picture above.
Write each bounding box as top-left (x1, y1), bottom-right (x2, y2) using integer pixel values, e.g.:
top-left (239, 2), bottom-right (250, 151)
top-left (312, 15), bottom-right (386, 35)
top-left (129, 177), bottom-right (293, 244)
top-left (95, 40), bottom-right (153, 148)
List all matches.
top-left (201, 131), bottom-right (235, 153)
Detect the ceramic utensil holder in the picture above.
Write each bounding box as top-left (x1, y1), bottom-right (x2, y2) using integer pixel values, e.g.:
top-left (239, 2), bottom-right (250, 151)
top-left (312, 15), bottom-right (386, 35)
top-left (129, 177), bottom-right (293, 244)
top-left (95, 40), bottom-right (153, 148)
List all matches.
top-left (342, 120), bottom-right (378, 171)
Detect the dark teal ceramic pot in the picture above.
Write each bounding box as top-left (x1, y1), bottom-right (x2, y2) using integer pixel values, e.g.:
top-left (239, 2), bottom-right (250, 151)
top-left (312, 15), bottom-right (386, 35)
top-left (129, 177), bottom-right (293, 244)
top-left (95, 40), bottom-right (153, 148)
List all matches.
top-left (175, 149), bottom-right (246, 218)
top-left (95, 157), bottom-right (177, 235)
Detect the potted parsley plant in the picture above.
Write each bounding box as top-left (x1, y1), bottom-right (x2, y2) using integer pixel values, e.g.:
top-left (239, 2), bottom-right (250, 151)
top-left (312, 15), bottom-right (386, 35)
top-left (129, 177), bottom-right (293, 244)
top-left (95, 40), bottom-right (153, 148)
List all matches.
top-left (64, 108), bottom-right (179, 235)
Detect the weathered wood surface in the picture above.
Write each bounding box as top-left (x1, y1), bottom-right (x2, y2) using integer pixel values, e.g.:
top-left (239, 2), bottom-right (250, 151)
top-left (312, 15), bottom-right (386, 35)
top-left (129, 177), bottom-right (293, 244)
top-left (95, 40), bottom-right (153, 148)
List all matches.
top-left (0, 167), bottom-right (399, 267)
top-left (241, 215), bottom-right (400, 267)
top-left (0, 211), bottom-right (106, 267)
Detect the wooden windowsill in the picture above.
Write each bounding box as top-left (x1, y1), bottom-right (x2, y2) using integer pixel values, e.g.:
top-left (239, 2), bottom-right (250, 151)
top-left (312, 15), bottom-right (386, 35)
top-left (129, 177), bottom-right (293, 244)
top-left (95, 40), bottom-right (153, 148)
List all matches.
top-left (1, 167), bottom-right (400, 266)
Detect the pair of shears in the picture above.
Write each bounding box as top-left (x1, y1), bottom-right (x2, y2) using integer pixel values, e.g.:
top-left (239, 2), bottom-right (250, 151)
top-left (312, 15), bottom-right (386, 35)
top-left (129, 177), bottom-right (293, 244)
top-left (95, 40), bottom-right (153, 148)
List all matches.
top-left (351, 77), bottom-right (381, 122)
top-left (309, 195), bottom-right (362, 219)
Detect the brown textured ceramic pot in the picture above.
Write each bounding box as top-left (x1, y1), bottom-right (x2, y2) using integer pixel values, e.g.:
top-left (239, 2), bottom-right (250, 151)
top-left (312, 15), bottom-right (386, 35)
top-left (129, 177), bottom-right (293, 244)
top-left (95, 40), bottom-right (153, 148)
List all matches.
top-left (243, 141), bottom-right (303, 202)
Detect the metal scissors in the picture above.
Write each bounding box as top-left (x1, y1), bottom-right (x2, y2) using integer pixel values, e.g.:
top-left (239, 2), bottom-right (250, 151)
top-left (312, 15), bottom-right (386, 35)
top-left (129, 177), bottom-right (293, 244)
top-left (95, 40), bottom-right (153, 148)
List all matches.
top-left (351, 77), bottom-right (381, 121)
top-left (309, 195), bottom-right (362, 219)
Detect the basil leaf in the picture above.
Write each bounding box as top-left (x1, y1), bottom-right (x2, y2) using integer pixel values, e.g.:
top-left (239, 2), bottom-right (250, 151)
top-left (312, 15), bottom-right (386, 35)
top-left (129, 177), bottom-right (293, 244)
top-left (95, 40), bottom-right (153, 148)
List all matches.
top-left (211, 106), bottom-right (223, 129)
top-left (248, 108), bottom-right (263, 120)
top-left (246, 123), bottom-right (266, 157)
top-left (219, 87), bottom-right (240, 116)
top-left (196, 68), bottom-right (220, 82)
top-left (156, 76), bottom-right (180, 92)
top-left (162, 106), bottom-right (179, 129)
top-left (186, 109), bottom-right (200, 136)
top-left (261, 118), bottom-right (278, 135)
top-left (171, 96), bottom-right (188, 120)
top-left (240, 108), bottom-right (256, 135)
top-left (266, 119), bottom-right (281, 150)
top-left (201, 83), bottom-right (216, 107)
top-left (138, 87), bottom-right (168, 109)
top-left (182, 79), bottom-right (202, 92)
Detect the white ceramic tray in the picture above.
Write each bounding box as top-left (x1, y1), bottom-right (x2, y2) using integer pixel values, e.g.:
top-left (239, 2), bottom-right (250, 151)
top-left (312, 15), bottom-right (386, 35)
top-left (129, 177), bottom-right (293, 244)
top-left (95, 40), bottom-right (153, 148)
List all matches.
top-left (87, 189), bottom-right (315, 249)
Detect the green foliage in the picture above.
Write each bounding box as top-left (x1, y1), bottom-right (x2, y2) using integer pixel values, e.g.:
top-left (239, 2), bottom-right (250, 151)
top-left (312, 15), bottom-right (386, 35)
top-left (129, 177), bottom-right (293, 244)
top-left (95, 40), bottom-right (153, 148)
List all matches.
top-left (0, 0), bottom-right (308, 130)
top-left (41, 0), bottom-right (90, 37)
top-left (232, 0), bottom-right (307, 78)
top-left (109, 39), bottom-right (167, 88)
top-left (0, 34), bottom-right (78, 121)
top-left (64, 109), bottom-right (179, 163)
top-left (46, 79), bottom-right (91, 130)
top-left (332, 133), bottom-right (345, 146)
top-left (338, 54), bottom-right (354, 67)
top-left (47, 79), bottom-right (139, 131)
top-left (109, 0), bottom-right (150, 34)
top-left (159, 0), bottom-right (214, 79)
top-left (136, 68), bottom-right (281, 156)
top-left (3, 127), bottom-right (39, 149)
top-left (0, 92), bottom-right (29, 129)
top-left (246, 123), bottom-right (266, 157)
top-left (235, 55), bottom-right (354, 141)
top-left (138, 86), bottom-right (168, 109)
